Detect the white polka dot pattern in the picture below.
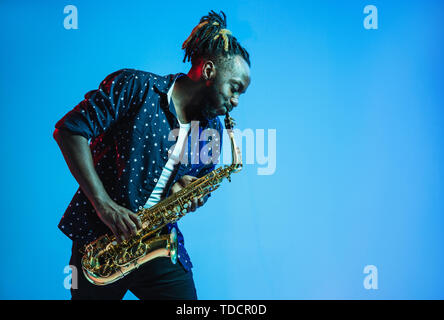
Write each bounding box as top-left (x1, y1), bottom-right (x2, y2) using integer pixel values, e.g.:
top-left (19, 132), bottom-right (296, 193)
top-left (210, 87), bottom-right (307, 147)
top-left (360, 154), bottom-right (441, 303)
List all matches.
top-left (55, 69), bottom-right (224, 271)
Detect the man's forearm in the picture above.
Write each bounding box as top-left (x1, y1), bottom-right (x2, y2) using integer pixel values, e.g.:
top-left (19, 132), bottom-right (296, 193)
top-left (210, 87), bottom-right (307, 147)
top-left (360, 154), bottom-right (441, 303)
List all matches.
top-left (53, 128), bottom-right (110, 207)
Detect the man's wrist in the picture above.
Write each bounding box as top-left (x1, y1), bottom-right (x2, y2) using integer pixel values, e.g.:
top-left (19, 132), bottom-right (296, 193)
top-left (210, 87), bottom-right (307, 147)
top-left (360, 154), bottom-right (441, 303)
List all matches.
top-left (90, 192), bottom-right (112, 209)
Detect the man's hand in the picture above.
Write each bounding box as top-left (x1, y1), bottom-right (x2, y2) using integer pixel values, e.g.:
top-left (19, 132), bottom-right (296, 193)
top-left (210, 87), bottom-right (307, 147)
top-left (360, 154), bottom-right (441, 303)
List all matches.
top-left (93, 197), bottom-right (142, 243)
top-left (53, 129), bottom-right (142, 243)
top-left (170, 175), bottom-right (208, 212)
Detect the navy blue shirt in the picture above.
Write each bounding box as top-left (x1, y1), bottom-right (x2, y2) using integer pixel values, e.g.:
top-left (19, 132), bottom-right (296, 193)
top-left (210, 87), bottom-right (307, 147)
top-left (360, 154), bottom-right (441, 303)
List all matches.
top-left (55, 68), bottom-right (223, 271)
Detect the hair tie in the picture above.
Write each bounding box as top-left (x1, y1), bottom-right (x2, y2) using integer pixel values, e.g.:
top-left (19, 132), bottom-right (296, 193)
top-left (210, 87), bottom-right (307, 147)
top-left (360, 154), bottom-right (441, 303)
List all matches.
top-left (213, 29), bottom-right (232, 51)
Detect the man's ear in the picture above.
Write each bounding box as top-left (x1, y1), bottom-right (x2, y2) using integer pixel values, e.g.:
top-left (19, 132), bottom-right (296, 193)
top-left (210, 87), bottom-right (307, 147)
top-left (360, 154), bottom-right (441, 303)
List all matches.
top-left (201, 60), bottom-right (216, 84)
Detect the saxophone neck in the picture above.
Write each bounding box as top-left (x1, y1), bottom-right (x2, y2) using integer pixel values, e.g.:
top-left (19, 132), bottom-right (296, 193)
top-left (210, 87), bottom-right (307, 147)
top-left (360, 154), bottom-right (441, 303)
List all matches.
top-left (224, 113), bottom-right (243, 170)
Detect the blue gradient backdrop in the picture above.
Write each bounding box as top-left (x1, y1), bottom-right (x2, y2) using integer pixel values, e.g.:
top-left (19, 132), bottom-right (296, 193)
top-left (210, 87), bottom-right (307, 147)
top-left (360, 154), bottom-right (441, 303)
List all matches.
top-left (0, 0), bottom-right (443, 299)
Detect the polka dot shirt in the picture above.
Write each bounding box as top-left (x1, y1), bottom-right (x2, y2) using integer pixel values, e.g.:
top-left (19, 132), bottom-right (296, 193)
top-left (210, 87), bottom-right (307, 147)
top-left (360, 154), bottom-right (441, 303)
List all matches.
top-left (55, 68), bottom-right (223, 271)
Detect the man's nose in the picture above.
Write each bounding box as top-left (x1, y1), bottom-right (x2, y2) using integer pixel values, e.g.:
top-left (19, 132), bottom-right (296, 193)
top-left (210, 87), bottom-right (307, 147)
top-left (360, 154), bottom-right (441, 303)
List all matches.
top-left (230, 97), bottom-right (239, 107)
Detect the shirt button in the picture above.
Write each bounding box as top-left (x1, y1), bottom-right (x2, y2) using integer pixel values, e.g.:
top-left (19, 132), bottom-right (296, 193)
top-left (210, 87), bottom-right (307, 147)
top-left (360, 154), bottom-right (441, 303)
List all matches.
top-left (154, 178), bottom-right (158, 182)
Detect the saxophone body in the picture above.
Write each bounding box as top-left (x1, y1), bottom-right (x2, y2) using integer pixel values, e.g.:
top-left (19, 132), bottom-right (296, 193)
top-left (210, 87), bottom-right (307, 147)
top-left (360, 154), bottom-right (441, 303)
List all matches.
top-left (81, 113), bottom-right (242, 285)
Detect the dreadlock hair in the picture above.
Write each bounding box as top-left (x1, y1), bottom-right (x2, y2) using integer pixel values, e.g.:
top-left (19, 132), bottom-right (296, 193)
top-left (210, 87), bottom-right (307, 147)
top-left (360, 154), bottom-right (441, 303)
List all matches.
top-left (182, 10), bottom-right (250, 68)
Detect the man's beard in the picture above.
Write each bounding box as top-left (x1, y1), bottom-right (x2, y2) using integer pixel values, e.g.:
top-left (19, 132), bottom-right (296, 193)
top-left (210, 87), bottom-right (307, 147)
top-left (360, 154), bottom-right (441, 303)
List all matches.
top-left (199, 84), bottom-right (221, 120)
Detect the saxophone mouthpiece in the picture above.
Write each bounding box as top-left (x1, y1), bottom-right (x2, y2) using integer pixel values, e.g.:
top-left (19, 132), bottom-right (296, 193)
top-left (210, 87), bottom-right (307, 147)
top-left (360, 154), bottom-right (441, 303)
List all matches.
top-left (224, 112), bottom-right (235, 130)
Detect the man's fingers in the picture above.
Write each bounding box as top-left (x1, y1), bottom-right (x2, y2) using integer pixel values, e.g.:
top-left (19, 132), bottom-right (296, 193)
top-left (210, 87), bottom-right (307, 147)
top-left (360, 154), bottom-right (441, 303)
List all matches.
top-left (171, 176), bottom-right (198, 195)
top-left (187, 196), bottom-right (206, 213)
top-left (128, 212), bottom-right (142, 230)
top-left (112, 226), bottom-right (125, 244)
top-left (108, 224), bottom-right (121, 243)
top-left (190, 198), bottom-right (198, 212)
top-left (116, 218), bottom-right (130, 240)
top-left (122, 216), bottom-right (137, 236)
top-left (171, 183), bottom-right (182, 194)
top-left (185, 176), bottom-right (198, 186)
top-left (181, 175), bottom-right (197, 186)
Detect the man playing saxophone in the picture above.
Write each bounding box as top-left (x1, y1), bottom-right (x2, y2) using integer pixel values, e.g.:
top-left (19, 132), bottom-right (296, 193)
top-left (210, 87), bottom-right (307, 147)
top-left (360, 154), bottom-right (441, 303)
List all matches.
top-left (53, 10), bottom-right (251, 300)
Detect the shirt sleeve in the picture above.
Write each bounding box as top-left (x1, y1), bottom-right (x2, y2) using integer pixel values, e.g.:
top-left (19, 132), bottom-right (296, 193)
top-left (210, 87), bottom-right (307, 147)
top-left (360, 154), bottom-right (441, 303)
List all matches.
top-left (55, 69), bottom-right (144, 140)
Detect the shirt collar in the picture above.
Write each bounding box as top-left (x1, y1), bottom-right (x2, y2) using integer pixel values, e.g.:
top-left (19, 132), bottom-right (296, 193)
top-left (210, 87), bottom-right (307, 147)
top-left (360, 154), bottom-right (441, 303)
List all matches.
top-left (153, 72), bottom-right (212, 128)
top-left (153, 73), bottom-right (187, 119)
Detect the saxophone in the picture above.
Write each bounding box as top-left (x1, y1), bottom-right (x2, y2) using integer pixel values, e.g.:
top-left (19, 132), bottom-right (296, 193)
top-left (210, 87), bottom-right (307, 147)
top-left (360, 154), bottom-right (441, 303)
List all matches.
top-left (81, 113), bottom-right (242, 285)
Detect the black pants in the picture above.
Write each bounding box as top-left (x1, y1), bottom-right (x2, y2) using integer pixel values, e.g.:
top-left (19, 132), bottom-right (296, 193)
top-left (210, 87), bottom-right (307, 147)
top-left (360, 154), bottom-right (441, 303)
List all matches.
top-left (69, 241), bottom-right (197, 300)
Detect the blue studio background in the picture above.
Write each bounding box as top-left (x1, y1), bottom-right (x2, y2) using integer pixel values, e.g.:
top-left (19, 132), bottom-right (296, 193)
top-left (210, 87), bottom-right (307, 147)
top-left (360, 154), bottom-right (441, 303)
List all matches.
top-left (0, 0), bottom-right (443, 299)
